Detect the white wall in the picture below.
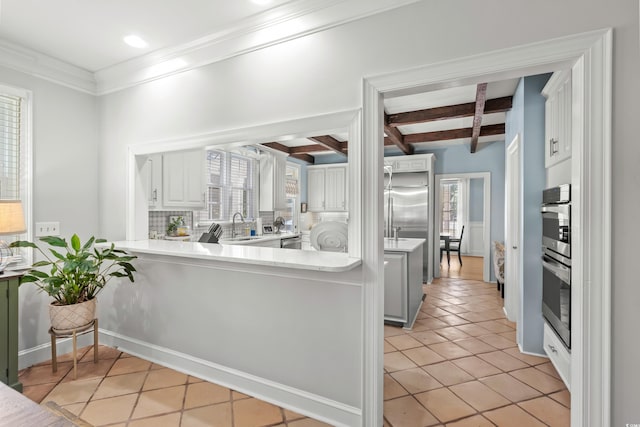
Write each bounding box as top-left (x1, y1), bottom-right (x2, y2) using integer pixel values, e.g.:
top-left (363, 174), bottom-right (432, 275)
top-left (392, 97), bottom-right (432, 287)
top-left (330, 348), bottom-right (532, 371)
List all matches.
top-left (0, 64), bottom-right (99, 355)
top-left (0, 0), bottom-right (632, 423)
top-left (98, 2), bottom-right (640, 423)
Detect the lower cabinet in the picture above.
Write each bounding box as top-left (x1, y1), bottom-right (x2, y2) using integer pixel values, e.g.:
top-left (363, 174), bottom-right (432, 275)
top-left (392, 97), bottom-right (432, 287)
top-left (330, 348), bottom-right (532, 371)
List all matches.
top-left (384, 253), bottom-right (408, 323)
top-left (0, 272), bottom-right (22, 392)
top-left (384, 245), bottom-right (424, 329)
top-left (543, 322), bottom-right (571, 391)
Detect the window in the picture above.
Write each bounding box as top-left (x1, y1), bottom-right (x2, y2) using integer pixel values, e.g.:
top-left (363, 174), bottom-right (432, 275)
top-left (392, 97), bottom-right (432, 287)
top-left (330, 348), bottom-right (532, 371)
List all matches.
top-left (0, 85), bottom-right (32, 267)
top-left (194, 150), bottom-right (256, 223)
top-left (440, 178), bottom-right (466, 237)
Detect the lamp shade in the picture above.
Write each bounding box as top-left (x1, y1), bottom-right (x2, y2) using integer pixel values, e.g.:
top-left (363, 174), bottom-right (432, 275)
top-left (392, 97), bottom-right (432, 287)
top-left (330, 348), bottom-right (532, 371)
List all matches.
top-left (0, 200), bottom-right (26, 235)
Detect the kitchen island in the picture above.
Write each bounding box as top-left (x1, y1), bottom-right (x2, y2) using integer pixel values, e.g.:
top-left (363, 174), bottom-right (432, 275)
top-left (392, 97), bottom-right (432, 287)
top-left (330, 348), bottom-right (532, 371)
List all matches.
top-left (96, 239), bottom-right (363, 426)
top-left (384, 237), bottom-right (425, 329)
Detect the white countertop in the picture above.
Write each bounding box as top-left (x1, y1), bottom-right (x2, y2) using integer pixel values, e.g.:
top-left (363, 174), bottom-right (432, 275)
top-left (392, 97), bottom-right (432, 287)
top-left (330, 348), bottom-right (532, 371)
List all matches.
top-left (218, 232), bottom-right (300, 245)
top-left (383, 237), bottom-right (426, 253)
top-left (109, 239), bottom-right (361, 272)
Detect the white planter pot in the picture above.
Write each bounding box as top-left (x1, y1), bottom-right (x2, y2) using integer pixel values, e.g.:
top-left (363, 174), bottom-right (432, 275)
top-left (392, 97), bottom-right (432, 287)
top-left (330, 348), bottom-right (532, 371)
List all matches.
top-left (49, 298), bottom-right (97, 334)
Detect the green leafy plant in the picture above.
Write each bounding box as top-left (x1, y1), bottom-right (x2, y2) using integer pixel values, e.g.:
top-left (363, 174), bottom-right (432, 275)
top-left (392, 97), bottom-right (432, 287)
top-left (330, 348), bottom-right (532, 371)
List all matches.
top-left (167, 216), bottom-right (185, 236)
top-left (10, 235), bottom-right (137, 305)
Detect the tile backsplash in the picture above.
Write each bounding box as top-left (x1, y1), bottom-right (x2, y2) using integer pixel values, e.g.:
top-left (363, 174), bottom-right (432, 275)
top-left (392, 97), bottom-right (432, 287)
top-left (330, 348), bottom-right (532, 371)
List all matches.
top-left (148, 211), bottom-right (193, 238)
top-left (149, 211), bottom-right (280, 241)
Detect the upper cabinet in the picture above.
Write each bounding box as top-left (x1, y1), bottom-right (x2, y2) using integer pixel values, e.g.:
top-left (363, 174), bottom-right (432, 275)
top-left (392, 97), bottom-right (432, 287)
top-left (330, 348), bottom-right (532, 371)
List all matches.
top-left (543, 70), bottom-right (572, 168)
top-left (162, 149), bottom-right (205, 209)
top-left (142, 153), bottom-right (162, 209)
top-left (386, 156), bottom-right (430, 173)
top-left (259, 150), bottom-right (288, 211)
top-left (307, 164), bottom-right (348, 212)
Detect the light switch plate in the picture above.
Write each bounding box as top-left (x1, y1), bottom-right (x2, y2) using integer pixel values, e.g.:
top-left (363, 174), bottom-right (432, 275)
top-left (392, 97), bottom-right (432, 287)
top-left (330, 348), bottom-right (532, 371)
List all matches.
top-left (35, 222), bottom-right (60, 237)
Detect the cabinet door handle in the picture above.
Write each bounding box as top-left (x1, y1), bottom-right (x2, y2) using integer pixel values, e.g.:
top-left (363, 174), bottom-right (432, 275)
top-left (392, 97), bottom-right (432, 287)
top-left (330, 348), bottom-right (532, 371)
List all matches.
top-left (550, 138), bottom-right (559, 155)
top-left (548, 344), bottom-right (558, 354)
top-left (153, 189), bottom-right (157, 202)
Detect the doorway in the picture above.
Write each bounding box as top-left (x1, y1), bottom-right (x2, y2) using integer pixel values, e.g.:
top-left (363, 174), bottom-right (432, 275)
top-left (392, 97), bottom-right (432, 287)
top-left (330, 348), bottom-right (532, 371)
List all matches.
top-left (434, 172), bottom-right (491, 282)
top-left (363, 29), bottom-right (612, 427)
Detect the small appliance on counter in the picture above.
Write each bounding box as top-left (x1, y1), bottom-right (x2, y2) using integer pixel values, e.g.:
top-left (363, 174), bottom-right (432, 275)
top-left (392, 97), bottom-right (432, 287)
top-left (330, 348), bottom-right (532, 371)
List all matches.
top-left (273, 216), bottom-right (285, 234)
top-left (199, 222), bottom-right (223, 243)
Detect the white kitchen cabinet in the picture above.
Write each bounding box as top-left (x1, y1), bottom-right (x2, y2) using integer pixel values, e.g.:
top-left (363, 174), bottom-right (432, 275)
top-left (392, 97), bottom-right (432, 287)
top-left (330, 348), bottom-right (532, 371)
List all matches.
top-left (543, 322), bottom-right (571, 390)
top-left (142, 153), bottom-right (162, 209)
top-left (307, 164), bottom-right (347, 212)
top-left (162, 149), bottom-right (205, 208)
top-left (307, 168), bottom-right (325, 211)
top-left (543, 70), bottom-right (572, 168)
top-left (259, 150), bottom-right (288, 211)
top-left (387, 156), bottom-right (429, 173)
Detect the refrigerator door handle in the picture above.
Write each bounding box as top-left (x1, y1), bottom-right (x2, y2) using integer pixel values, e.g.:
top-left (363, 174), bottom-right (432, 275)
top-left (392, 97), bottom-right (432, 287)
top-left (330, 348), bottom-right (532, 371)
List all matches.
top-left (390, 197), bottom-right (394, 235)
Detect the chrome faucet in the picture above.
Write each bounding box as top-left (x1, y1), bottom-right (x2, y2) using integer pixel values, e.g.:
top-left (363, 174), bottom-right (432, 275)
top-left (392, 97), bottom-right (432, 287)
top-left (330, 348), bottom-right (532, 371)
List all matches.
top-left (232, 212), bottom-right (245, 238)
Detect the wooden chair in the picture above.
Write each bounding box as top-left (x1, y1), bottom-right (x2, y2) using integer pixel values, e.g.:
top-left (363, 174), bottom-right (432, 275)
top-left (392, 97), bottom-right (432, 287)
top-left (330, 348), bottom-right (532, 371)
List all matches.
top-left (440, 225), bottom-right (465, 265)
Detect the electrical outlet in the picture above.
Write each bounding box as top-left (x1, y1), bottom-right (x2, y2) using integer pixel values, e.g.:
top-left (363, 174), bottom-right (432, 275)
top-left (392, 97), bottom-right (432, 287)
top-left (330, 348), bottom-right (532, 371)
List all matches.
top-left (35, 222), bottom-right (60, 237)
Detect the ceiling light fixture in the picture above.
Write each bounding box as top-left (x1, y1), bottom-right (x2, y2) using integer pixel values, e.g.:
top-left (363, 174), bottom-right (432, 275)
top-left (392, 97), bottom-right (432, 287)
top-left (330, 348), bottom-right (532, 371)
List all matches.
top-left (123, 35), bottom-right (148, 49)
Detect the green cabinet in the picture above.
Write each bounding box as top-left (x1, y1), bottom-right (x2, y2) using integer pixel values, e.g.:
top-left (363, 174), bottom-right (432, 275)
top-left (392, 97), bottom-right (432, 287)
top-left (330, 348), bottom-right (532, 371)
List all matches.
top-left (0, 272), bottom-right (22, 392)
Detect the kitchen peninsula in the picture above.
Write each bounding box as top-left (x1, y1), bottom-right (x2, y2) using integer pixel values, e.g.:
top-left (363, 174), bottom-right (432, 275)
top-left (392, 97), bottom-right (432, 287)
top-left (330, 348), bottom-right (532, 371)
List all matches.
top-left (384, 237), bottom-right (425, 329)
top-left (95, 239), bottom-right (364, 426)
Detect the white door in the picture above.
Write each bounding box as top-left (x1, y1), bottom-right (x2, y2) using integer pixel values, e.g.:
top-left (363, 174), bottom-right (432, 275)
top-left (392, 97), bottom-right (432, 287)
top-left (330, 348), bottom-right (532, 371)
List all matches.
top-left (505, 135), bottom-right (521, 323)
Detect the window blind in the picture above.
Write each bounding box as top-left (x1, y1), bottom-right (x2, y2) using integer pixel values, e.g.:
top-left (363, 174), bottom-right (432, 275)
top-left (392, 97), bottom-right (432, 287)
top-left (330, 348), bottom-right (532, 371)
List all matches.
top-left (194, 150), bottom-right (255, 223)
top-left (0, 94), bottom-right (21, 199)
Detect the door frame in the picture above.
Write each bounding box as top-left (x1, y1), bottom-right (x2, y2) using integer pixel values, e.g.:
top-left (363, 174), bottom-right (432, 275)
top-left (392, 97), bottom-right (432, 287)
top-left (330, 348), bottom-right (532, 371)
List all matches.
top-left (504, 134), bottom-right (522, 323)
top-left (434, 172), bottom-right (491, 282)
top-left (362, 29), bottom-right (611, 426)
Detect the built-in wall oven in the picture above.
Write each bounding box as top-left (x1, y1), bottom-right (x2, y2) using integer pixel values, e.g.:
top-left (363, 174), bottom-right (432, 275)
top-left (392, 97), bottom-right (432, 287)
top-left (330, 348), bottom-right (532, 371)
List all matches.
top-left (541, 184), bottom-right (571, 349)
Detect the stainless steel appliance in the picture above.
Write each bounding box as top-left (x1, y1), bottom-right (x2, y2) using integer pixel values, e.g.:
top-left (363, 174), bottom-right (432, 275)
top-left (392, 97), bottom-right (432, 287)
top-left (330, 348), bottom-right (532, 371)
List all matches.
top-left (541, 184), bottom-right (571, 349)
top-left (384, 170), bottom-right (429, 281)
top-left (281, 235), bottom-right (302, 249)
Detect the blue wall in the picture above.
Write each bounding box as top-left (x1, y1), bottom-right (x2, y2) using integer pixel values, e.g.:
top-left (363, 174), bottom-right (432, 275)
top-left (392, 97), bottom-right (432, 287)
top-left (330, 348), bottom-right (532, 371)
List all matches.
top-left (407, 142), bottom-right (506, 281)
top-left (469, 178), bottom-right (484, 221)
top-left (505, 73), bottom-right (551, 354)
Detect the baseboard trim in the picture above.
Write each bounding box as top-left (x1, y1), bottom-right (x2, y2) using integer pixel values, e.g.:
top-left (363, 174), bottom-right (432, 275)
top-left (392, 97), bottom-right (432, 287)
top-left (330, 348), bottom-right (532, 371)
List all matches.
top-left (18, 334), bottom-right (96, 370)
top-left (99, 329), bottom-right (361, 427)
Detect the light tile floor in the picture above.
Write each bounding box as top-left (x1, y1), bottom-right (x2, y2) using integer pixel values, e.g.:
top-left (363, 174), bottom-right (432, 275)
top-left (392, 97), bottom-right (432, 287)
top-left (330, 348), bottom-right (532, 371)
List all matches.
top-left (383, 277), bottom-right (570, 426)
top-left (19, 345), bottom-right (330, 427)
top-left (18, 276), bottom-right (570, 427)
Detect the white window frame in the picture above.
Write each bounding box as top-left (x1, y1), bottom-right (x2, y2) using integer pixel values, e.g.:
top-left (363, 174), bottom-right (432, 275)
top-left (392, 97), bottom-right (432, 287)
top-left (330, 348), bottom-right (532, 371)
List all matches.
top-left (0, 84), bottom-right (33, 268)
top-left (196, 149), bottom-right (257, 224)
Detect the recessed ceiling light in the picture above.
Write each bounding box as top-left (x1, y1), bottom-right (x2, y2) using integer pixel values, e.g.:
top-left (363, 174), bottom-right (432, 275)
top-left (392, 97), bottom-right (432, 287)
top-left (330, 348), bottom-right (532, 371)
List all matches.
top-left (123, 35), bottom-right (148, 49)
top-left (251, 0), bottom-right (272, 5)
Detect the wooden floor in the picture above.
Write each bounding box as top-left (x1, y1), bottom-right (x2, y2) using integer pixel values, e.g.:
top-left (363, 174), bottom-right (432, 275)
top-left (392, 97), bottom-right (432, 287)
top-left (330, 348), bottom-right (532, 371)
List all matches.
top-left (439, 255), bottom-right (484, 281)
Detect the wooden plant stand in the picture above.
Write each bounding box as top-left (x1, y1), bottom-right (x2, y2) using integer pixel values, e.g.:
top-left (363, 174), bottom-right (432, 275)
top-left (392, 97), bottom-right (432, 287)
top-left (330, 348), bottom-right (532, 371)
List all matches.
top-left (48, 319), bottom-right (98, 380)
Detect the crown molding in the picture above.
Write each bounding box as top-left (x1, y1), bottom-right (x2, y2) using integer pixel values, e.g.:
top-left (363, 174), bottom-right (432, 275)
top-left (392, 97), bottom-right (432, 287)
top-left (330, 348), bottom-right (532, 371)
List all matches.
top-left (94, 0), bottom-right (422, 95)
top-left (0, 0), bottom-right (420, 96)
top-left (0, 39), bottom-right (96, 94)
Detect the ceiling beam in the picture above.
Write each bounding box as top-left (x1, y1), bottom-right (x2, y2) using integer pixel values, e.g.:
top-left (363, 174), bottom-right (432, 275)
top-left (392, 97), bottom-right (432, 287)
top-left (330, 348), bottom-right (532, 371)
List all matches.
top-left (289, 144), bottom-right (332, 154)
top-left (308, 135), bottom-right (348, 156)
top-left (470, 83), bottom-right (488, 153)
top-left (261, 142), bottom-right (291, 154)
top-left (396, 123), bottom-right (505, 145)
top-left (290, 153), bottom-right (315, 164)
top-left (386, 96), bottom-right (512, 127)
top-left (384, 114), bottom-right (413, 155)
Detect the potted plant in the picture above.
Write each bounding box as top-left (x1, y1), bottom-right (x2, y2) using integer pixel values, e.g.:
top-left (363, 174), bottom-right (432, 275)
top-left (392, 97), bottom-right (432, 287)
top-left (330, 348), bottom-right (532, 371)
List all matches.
top-left (10, 235), bottom-right (137, 333)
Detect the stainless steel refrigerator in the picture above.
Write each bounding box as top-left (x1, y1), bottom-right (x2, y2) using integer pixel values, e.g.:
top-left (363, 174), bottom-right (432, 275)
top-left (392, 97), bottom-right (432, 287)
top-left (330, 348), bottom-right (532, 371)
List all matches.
top-left (384, 171), bottom-right (429, 282)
